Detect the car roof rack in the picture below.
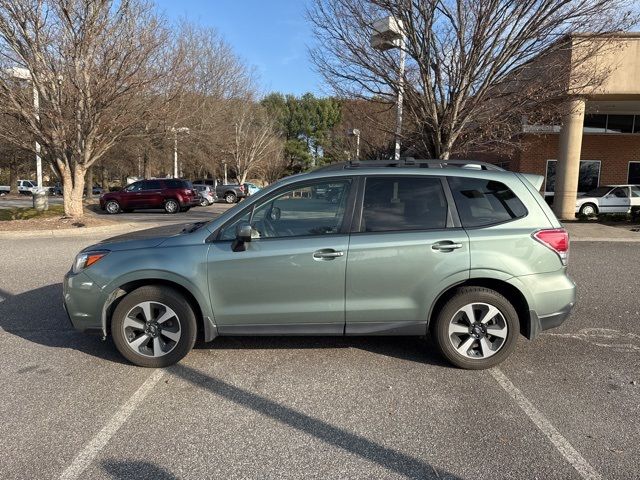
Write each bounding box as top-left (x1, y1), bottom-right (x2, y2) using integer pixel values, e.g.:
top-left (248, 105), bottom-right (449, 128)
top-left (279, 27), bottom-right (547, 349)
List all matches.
top-left (316, 158), bottom-right (505, 172)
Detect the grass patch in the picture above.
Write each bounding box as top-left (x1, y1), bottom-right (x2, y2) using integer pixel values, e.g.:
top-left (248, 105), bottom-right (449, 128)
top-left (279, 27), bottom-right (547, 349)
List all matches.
top-left (0, 204), bottom-right (65, 221)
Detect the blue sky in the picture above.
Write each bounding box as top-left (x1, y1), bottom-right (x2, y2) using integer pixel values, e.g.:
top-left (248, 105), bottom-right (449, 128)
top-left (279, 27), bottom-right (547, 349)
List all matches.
top-left (154, 0), bottom-right (324, 96)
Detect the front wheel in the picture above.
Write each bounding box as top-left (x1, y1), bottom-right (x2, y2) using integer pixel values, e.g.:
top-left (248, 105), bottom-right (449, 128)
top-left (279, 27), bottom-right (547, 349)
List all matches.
top-left (111, 286), bottom-right (197, 367)
top-left (579, 203), bottom-right (598, 217)
top-left (105, 200), bottom-right (120, 214)
top-left (432, 287), bottom-right (519, 370)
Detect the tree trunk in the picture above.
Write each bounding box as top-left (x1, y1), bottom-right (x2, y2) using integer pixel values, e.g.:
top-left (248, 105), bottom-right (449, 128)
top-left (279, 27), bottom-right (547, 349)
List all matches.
top-left (143, 151), bottom-right (151, 179)
top-left (85, 166), bottom-right (93, 200)
top-left (9, 157), bottom-right (17, 194)
top-left (61, 166), bottom-right (86, 217)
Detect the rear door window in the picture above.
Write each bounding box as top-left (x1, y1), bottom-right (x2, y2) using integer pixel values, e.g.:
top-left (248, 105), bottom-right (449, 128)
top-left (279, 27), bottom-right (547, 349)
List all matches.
top-left (448, 177), bottom-right (527, 228)
top-left (361, 177), bottom-right (448, 232)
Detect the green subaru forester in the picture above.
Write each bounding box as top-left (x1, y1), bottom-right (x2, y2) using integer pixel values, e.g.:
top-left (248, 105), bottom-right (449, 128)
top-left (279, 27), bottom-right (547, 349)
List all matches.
top-left (64, 160), bottom-right (576, 369)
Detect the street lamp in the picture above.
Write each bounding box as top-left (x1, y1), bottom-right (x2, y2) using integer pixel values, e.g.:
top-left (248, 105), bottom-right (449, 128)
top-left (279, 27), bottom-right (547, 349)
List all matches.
top-left (347, 128), bottom-right (361, 160)
top-left (171, 127), bottom-right (189, 178)
top-left (370, 16), bottom-right (406, 161)
top-left (8, 67), bottom-right (42, 189)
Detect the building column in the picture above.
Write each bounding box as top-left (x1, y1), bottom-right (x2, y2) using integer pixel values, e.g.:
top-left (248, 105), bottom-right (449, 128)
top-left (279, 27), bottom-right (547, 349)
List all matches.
top-left (553, 97), bottom-right (586, 220)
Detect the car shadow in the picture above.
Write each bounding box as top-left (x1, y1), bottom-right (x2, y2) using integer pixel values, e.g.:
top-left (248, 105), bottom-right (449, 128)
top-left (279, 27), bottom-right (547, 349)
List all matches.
top-left (169, 363), bottom-right (461, 479)
top-left (0, 284), bottom-right (449, 368)
top-left (101, 459), bottom-right (178, 480)
top-left (0, 284), bottom-right (126, 364)
top-left (197, 335), bottom-right (450, 368)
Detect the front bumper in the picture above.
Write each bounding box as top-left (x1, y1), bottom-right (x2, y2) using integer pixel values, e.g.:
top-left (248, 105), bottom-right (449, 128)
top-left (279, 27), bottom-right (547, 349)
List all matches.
top-left (63, 270), bottom-right (105, 335)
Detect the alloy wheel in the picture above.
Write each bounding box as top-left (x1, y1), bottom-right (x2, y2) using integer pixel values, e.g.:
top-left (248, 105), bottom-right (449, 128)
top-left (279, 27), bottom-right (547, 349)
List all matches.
top-left (165, 200), bottom-right (178, 213)
top-left (122, 301), bottom-right (182, 358)
top-left (447, 302), bottom-right (508, 359)
top-left (106, 201), bottom-right (119, 214)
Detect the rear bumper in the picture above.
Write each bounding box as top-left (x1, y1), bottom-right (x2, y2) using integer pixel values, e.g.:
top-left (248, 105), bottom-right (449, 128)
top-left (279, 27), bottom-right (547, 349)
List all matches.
top-left (508, 270), bottom-right (576, 339)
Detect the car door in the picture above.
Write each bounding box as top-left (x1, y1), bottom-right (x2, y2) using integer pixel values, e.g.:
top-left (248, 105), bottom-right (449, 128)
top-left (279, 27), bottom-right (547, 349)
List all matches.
top-left (207, 177), bottom-right (356, 334)
top-left (345, 175), bottom-right (470, 334)
top-left (120, 181), bottom-right (143, 208)
top-left (138, 180), bottom-right (164, 208)
top-left (599, 187), bottom-right (630, 213)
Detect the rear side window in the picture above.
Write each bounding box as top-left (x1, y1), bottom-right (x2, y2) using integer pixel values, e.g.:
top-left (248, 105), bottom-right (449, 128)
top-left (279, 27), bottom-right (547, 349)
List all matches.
top-left (448, 177), bottom-right (527, 228)
top-left (361, 177), bottom-right (448, 232)
top-left (165, 179), bottom-right (191, 189)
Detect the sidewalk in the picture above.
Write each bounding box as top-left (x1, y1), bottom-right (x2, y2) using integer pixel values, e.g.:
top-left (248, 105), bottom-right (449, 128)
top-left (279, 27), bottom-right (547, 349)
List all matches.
top-left (563, 222), bottom-right (640, 242)
top-left (0, 221), bottom-right (164, 239)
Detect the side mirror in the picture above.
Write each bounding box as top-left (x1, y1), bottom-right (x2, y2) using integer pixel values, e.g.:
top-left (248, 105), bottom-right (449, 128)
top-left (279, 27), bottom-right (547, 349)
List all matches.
top-left (269, 206), bottom-right (281, 221)
top-left (232, 224), bottom-right (252, 252)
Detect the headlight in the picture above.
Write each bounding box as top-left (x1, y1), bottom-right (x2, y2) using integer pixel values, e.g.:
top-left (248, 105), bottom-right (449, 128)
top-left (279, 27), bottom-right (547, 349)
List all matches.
top-left (72, 250), bottom-right (109, 274)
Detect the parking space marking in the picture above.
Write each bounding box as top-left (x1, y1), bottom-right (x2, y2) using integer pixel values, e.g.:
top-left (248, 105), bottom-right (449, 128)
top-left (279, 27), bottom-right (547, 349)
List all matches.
top-left (490, 368), bottom-right (601, 480)
top-left (58, 369), bottom-right (165, 480)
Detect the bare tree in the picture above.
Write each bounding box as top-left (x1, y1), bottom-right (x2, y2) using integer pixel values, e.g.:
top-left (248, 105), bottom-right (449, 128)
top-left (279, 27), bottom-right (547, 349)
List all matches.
top-left (309, 0), bottom-right (639, 159)
top-left (0, 0), bottom-right (181, 216)
top-left (231, 102), bottom-right (280, 184)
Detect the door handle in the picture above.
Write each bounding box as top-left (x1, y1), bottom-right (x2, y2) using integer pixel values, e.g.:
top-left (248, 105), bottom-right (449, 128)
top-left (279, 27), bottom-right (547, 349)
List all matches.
top-left (431, 241), bottom-right (463, 251)
top-left (313, 249), bottom-right (344, 260)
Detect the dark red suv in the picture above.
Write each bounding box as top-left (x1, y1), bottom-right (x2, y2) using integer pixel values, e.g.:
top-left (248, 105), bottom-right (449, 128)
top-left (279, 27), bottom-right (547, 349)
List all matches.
top-left (100, 179), bottom-right (200, 214)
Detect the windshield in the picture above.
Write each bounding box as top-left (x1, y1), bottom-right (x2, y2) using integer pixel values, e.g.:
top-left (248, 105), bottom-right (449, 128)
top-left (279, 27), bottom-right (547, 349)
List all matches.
top-left (584, 187), bottom-right (611, 197)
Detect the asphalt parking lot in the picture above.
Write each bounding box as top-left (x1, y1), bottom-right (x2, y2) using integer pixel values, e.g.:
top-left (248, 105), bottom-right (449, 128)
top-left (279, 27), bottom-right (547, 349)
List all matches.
top-left (0, 230), bottom-right (638, 479)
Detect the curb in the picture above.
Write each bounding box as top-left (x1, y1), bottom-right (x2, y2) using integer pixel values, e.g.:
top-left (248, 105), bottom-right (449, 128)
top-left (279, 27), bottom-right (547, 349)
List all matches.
top-left (0, 222), bottom-right (164, 239)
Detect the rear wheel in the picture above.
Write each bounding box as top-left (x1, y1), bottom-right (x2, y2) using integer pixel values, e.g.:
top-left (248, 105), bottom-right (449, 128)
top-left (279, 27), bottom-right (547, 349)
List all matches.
top-left (200, 198), bottom-right (208, 207)
top-left (105, 200), bottom-right (120, 214)
top-left (164, 199), bottom-right (179, 213)
top-left (225, 192), bottom-right (237, 204)
top-left (433, 287), bottom-right (519, 369)
top-left (111, 286), bottom-right (197, 367)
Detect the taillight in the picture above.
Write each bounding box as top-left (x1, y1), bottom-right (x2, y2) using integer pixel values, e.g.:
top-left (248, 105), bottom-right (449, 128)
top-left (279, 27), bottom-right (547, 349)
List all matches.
top-left (533, 228), bottom-right (569, 265)
top-left (182, 189), bottom-right (191, 196)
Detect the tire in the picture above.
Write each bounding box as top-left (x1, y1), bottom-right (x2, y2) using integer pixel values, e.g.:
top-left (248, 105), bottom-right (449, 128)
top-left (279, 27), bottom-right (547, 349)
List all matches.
top-left (579, 203), bottom-right (598, 217)
top-left (111, 286), bottom-right (197, 368)
top-left (200, 198), bottom-right (208, 207)
top-left (432, 287), bottom-right (519, 370)
top-left (105, 200), bottom-right (121, 214)
top-left (224, 192), bottom-right (237, 204)
top-left (164, 199), bottom-right (179, 214)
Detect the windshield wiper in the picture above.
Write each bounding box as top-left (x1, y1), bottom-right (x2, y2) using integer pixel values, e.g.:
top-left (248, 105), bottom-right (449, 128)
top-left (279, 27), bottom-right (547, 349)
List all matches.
top-left (181, 221), bottom-right (207, 234)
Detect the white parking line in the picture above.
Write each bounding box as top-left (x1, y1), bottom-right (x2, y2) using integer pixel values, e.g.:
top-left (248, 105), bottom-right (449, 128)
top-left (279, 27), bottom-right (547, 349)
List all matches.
top-left (489, 368), bottom-right (602, 480)
top-left (58, 369), bottom-right (165, 480)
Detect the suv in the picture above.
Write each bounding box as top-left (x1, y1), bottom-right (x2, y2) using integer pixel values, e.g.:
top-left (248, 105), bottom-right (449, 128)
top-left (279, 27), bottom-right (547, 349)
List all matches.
top-left (65, 160), bottom-right (576, 369)
top-left (99, 179), bottom-right (199, 214)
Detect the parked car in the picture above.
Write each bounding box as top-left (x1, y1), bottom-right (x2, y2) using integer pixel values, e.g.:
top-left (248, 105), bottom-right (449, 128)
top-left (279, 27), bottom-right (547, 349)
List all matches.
top-left (575, 185), bottom-right (640, 216)
top-left (216, 183), bottom-right (246, 204)
top-left (0, 179), bottom-right (38, 195)
top-left (193, 184), bottom-right (216, 206)
top-left (65, 159), bottom-right (575, 369)
top-left (243, 182), bottom-right (261, 196)
top-left (99, 179), bottom-right (199, 214)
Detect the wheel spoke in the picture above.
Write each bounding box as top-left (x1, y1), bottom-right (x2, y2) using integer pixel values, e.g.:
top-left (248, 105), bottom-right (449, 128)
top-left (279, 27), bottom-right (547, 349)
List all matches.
top-left (456, 336), bottom-right (475, 355)
top-left (160, 329), bottom-right (180, 342)
top-left (140, 302), bottom-right (153, 322)
top-left (153, 337), bottom-right (164, 357)
top-left (479, 305), bottom-right (500, 324)
top-left (123, 317), bottom-right (145, 331)
top-left (449, 323), bottom-right (470, 335)
top-left (461, 304), bottom-right (476, 325)
top-left (129, 333), bottom-right (151, 350)
top-left (486, 325), bottom-right (508, 339)
top-left (480, 337), bottom-right (493, 357)
top-left (156, 309), bottom-right (176, 324)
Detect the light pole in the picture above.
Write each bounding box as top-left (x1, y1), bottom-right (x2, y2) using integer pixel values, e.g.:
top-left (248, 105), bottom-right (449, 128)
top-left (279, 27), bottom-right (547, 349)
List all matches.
top-left (370, 16), bottom-right (406, 160)
top-left (171, 127), bottom-right (189, 178)
top-left (347, 128), bottom-right (361, 160)
top-left (9, 67), bottom-right (42, 189)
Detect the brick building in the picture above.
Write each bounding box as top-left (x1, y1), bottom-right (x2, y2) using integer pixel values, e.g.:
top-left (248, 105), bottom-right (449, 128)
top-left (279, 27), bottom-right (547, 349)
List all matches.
top-left (484, 34), bottom-right (640, 219)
